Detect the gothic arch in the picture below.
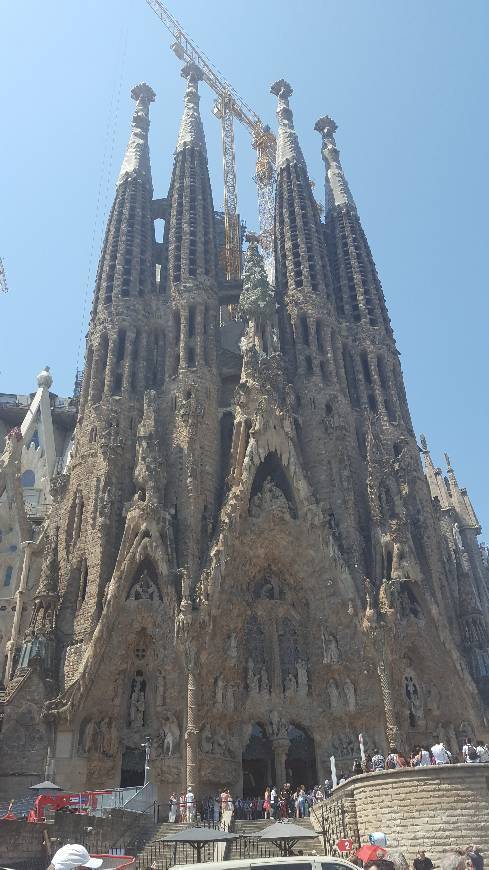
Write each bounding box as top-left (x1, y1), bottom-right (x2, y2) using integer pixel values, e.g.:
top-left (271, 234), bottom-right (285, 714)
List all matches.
top-left (126, 558), bottom-right (162, 602)
top-left (249, 451), bottom-right (298, 519)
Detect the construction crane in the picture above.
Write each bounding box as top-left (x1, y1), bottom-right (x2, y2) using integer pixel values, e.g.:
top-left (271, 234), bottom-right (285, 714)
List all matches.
top-left (145, 0), bottom-right (276, 282)
top-left (0, 257), bottom-right (8, 293)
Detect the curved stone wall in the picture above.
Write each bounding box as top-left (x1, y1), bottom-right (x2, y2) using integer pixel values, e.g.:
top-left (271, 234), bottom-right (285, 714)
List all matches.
top-left (311, 764), bottom-right (489, 864)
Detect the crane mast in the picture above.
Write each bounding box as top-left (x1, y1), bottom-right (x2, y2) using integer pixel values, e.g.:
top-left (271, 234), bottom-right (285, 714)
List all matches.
top-left (145, 0), bottom-right (276, 281)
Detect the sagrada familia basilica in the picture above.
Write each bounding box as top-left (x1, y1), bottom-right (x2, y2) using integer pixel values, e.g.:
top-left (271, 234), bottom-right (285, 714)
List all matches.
top-left (1, 64), bottom-right (488, 801)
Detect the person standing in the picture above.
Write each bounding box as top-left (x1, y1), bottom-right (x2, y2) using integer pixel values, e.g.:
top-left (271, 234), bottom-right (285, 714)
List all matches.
top-left (179, 791), bottom-right (186, 823)
top-left (168, 792), bottom-right (178, 823)
top-left (270, 785), bottom-right (278, 819)
top-left (263, 786), bottom-right (271, 819)
top-left (476, 740), bottom-right (489, 762)
top-left (186, 786), bottom-right (195, 823)
top-left (466, 847), bottom-right (484, 870)
top-left (413, 850), bottom-right (434, 870)
top-left (431, 737), bottom-right (451, 765)
top-left (220, 786), bottom-right (231, 817)
top-left (385, 747), bottom-right (399, 769)
top-left (371, 749), bottom-right (385, 771)
top-left (463, 737), bottom-right (480, 763)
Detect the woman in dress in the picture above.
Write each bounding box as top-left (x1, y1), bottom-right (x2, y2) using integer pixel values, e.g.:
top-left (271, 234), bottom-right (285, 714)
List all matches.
top-left (169, 792), bottom-right (178, 823)
top-left (263, 786), bottom-right (271, 820)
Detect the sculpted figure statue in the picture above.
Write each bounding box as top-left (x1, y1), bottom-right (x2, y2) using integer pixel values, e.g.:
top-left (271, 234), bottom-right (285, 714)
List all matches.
top-left (228, 633), bottom-right (238, 661)
top-left (343, 679), bottom-right (356, 712)
top-left (285, 673), bottom-right (296, 697)
top-left (160, 712), bottom-right (180, 756)
top-left (247, 658), bottom-right (259, 694)
top-left (201, 724), bottom-right (213, 754)
top-left (129, 674), bottom-right (145, 727)
top-left (323, 631), bottom-right (339, 664)
top-left (453, 522), bottom-right (463, 551)
top-left (260, 666), bottom-right (270, 695)
top-left (215, 675), bottom-right (224, 707)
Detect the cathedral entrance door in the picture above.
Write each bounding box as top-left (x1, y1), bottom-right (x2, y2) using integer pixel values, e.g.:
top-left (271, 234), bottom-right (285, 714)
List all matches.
top-left (120, 747), bottom-right (146, 787)
top-left (242, 723), bottom-right (276, 798)
top-left (285, 725), bottom-right (317, 789)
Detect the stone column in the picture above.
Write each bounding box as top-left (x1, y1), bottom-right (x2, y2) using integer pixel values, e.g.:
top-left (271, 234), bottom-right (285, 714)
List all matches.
top-left (182, 605), bottom-right (200, 799)
top-left (272, 737), bottom-right (290, 790)
top-left (5, 540), bottom-right (34, 681)
top-left (374, 624), bottom-right (402, 749)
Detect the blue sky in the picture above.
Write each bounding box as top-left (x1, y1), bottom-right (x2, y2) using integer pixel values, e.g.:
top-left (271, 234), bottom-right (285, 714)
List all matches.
top-left (1, 0), bottom-right (488, 534)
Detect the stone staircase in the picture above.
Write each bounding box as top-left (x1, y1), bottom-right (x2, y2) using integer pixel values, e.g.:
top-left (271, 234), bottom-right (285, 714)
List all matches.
top-left (131, 816), bottom-right (323, 867)
top-left (133, 820), bottom-right (204, 868)
top-left (230, 818), bottom-right (324, 859)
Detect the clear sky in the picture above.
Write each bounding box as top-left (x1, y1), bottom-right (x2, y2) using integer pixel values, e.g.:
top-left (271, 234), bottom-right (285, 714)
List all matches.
top-left (1, 1), bottom-right (488, 534)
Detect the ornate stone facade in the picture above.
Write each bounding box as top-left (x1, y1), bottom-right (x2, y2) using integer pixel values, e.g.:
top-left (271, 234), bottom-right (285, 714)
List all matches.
top-left (1, 72), bottom-right (488, 802)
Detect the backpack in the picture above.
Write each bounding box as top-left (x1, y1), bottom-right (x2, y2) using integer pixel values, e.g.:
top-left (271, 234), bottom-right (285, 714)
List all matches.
top-left (467, 744), bottom-right (478, 761)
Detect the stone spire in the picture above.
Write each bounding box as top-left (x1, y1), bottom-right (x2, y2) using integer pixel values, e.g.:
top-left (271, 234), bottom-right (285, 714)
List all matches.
top-left (271, 79), bottom-right (331, 300)
top-left (314, 116), bottom-right (355, 216)
top-left (176, 63), bottom-right (207, 156)
top-left (443, 452), bottom-right (481, 531)
top-left (118, 83), bottom-right (156, 186)
top-left (162, 63), bottom-right (217, 291)
top-left (270, 79), bottom-right (306, 169)
top-left (77, 83), bottom-right (159, 417)
top-left (420, 434), bottom-right (451, 510)
top-left (315, 114), bottom-right (394, 337)
top-left (89, 83), bottom-right (157, 321)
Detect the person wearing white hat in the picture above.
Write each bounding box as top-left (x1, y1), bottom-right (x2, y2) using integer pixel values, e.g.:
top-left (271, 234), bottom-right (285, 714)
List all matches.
top-left (48, 844), bottom-right (103, 870)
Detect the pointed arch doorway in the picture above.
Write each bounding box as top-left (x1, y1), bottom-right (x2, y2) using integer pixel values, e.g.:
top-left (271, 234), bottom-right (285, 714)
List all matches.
top-left (285, 725), bottom-right (317, 788)
top-left (242, 723), bottom-right (276, 798)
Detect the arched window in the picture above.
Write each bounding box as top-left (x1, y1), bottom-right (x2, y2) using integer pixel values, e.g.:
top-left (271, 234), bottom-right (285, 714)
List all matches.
top-left (21, 470), bottom-right (35, 488)
top-left (4, 566), bottom-right (13, 587)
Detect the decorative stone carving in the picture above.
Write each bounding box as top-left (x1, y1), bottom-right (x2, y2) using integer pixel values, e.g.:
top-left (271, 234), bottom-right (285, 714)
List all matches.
top-left (155, 712), bottom-right (180, 757)
top-left (155, 671), bottom-right (166, 708)
top-left (405, 674), bottom-right (423, 722)
top-left (296, 659), bottom-right (308, 696)
top-left (200, 723), bottom-right (213, 754)
top-left (199, 724), bottom-right (233, 758)
top-left (228, 633), bottom-right (238, 662)
top-left (225, 684), bottom-right (236, 712)
top-left (328, 679), bottom-right (341, 712)
top-left (79, 718), bottom-right (118, 757)
top-left (249, 478), bottom-right (291, 519)
top-left (322, 627), bottom-right (339, 664)
top-left (269, 710), bottom-right (288, 739)
top-left (343, 678), bottom-right (356, 712)
top-left (453, 523), bottom-right (464, 551)
top-left (247, 658), bottom-right (259, 694)
top-left (128, 673), bottom-right (146, 728)
top-left (285, 673), bottom-right (296, 697)
top-left (215, 675), bottom-right (224, 707)
top-left (260, 666), bottom-right (270, 695)
top-left (130, 570), bottom-right (158, 600)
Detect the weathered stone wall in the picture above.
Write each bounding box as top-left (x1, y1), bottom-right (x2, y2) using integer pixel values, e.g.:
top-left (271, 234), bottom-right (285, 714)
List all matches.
top-left (311, 765), bottom-right (489, 864)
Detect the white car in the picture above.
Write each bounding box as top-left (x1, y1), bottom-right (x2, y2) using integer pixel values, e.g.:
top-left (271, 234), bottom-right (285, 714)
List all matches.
top-left (170, 857), bottom-right (358, 870)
